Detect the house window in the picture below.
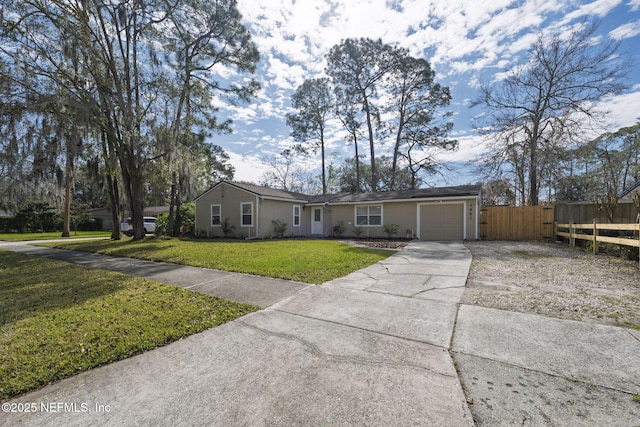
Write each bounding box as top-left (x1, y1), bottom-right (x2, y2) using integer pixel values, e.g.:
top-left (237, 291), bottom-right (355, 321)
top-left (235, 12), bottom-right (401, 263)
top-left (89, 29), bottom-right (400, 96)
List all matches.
top-left (211, 204), bottom-right (221, 226)
top-left (293, 205), bottom-right (301, 227)
top-left (356, 205), bottom-right (382, 226)
top-left (241, 202), bottom-right (253, 227)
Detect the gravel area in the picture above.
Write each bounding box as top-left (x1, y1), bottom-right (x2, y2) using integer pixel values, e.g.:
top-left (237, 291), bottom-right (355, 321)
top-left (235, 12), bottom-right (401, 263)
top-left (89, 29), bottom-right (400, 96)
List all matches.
top-left (462, 241), bottom-right (640, 329)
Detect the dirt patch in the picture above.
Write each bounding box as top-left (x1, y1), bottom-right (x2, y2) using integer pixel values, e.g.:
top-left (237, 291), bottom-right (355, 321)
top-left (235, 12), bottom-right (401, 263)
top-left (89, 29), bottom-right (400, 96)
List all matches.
top-left (463, 241), bottom-right (640, 329)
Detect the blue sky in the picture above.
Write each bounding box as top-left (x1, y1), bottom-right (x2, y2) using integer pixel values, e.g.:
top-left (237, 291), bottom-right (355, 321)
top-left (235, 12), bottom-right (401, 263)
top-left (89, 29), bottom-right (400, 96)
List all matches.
top-left (212, 0), bottom-right (640, 188)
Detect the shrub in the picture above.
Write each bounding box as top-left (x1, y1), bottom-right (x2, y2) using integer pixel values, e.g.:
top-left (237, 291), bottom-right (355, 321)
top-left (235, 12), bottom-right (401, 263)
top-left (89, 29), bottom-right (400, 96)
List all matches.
top-left (333, 220), bottom-right (346, 237)
top-left (14, 202), bottom-right (62, 232)
top-left (154, 213), bottom-right (169, 236)
top-left (220, 217), bottom-right (236, 238)
top-left (154, 202), bottom-right (195, 237)
top-left (352, 226), bottom-right (364, 238)
top-left (272, 219), bottom-right (288, 238)
top-left (382, 223), bottom-right (399, 238)
top-left (176, 202), bottom-right (195, 235)
top-left (583, 240), bottom-right (639, 261)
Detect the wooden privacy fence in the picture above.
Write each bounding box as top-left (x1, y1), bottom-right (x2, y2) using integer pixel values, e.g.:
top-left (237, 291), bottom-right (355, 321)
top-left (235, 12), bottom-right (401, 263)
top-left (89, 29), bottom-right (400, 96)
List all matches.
top-left (555, 221), bottom-right (640, 267)
top-left (480, 205), bottom-right (555, 240)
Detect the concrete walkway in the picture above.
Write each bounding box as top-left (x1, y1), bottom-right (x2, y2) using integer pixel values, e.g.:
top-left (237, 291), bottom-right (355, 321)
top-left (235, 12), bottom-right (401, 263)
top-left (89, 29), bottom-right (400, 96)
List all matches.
top-left (0, 240), bottom-right (310, 307)
top-left (2, 240), bottom-right (640, 425)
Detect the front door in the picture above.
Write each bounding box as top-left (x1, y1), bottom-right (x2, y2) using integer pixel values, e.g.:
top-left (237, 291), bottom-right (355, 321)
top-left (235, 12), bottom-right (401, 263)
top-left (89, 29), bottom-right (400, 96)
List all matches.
top-left (311, 207), bottom-right (323, 235)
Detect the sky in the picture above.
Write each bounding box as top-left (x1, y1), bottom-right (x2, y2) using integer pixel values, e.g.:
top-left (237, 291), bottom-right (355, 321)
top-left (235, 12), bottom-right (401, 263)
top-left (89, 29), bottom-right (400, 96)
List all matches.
top-left (211, 0), bottom-right (640, 189)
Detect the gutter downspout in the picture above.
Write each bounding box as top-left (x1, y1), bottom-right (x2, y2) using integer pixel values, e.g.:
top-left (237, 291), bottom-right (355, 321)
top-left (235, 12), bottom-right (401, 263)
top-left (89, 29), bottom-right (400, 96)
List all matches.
top-left (256, 195), bottom-right (260, 238)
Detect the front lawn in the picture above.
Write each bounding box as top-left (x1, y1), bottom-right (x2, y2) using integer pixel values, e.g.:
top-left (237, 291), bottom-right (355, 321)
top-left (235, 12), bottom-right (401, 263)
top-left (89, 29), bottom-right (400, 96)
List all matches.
top-left (44, 238), bottom-right (394, 284)
top-left (0, 251), bottom-right (259, 401)
top-left (0, 231), bottom-right (112, 241)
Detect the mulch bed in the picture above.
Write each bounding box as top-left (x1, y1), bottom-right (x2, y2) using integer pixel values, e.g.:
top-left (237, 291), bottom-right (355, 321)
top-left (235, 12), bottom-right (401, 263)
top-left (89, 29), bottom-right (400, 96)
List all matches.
top-left (343, 239), bottom-right (409, 249)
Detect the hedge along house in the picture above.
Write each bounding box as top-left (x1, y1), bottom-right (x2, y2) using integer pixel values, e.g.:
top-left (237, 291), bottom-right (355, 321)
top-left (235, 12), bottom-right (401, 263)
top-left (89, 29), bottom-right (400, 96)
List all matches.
top-left (194, 181), bottom-right (482, 240)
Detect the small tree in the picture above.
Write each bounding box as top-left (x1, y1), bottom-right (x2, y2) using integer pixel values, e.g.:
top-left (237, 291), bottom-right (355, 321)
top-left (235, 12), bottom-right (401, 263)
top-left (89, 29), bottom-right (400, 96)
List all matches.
top-left (333, 220), bottom-right (346, 237)
top-left (382, 223), bottom-right (399, 239)
top-left (286, 78), bottom-right (334, 195)
top-left (220, 217), bottom-right (236, 238)
top-left (272, 220), bottom-right (288, 238)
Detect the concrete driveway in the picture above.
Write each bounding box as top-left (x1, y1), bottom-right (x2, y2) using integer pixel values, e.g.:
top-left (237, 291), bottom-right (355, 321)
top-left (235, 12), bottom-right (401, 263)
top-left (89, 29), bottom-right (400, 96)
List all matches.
top-left (1, 240), bottom-right (474, 426)
top-left (2, 240), bottom-right (639, 426)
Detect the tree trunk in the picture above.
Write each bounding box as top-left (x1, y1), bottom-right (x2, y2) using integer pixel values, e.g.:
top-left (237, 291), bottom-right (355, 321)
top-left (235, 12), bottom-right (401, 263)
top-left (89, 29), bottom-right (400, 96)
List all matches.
top-left (168, 176), bottom-right (176, 236)
top-left (362, 94), bottom-right (376, 192)
top-left (529, 139), bottom-right (539, 206)
top-left (128, 168), bottom-right (146, 240)
top-left (61, 160), bottom-right (73, 237)
top-left (390, 109), bottom-right (405, 191)
top-left (107, 174), bottom-right (121, 240)
top-left (354, 138), bottom-right (360, 193)
top-left (320, 126), bottom-right (327, 195)
top-left (61, 136), bottom-right (79, 237)
top-left (118, 147), bottom-right (146, 240)
top-left (98, 131), bottom-right (121, 240)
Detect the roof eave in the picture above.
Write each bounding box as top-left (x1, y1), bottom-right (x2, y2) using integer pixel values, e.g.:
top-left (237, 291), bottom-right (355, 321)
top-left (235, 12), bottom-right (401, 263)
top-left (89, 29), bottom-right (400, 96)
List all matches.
top-left (326, 194), bottom-right (481, 205)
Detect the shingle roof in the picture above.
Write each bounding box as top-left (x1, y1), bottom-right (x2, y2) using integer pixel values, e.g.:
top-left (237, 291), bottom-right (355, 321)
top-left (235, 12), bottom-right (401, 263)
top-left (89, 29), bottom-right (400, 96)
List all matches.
top-left (203, 181), bottom-right (481, 204)
top-left (228, 181), bottom-right (308, 201)
top-left (620, 179), bottom-right (640, 198)
top-left (327, 185), bottom-right (482, 203)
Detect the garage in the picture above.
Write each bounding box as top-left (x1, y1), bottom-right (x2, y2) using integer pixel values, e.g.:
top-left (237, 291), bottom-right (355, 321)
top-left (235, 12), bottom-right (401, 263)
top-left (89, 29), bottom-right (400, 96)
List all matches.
top-left (419, 203), bottom-right (464, 240)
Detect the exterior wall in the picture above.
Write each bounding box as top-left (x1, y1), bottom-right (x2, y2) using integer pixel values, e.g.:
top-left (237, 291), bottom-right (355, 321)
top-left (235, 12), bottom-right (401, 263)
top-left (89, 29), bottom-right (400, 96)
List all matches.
top-left (258, 200), bottom-right (308, 237)
top-left (195, 183), bottom-right (258, 238)
top-left (326, 201), bottom-right (420, 239)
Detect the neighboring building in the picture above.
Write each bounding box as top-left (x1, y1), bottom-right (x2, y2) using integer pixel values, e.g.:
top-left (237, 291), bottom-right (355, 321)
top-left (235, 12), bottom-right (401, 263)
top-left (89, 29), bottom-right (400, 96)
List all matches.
top-left (90, 206), bottom-right (170, 231)
top-left (194, 181), bottom-right (482, 241)
top-left (620, 179), bottom-right (640, 202)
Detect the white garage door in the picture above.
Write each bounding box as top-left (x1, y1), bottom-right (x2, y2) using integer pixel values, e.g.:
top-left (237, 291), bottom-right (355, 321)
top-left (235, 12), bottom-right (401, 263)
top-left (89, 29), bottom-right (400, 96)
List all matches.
top-left (420, 204), bottom-right (464, 241)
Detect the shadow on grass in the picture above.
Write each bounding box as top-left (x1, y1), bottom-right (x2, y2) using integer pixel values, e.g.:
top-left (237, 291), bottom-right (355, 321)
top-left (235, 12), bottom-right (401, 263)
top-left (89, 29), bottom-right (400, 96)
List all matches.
top-left (0, 251), bottom-right (125, 326)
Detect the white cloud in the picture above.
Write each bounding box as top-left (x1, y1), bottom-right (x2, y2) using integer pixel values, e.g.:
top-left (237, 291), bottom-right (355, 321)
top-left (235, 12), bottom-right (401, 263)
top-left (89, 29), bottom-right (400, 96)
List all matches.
top-left (558, 0), bottom-right (622, 24)
top-left (609, 20), bottom-right (640, 39)
top-left (227, 151), bottom-right (269, 183)
top-left (218, 0), bottom-right (640, 187)
top-left (599, 89), bottom-right (640, 129)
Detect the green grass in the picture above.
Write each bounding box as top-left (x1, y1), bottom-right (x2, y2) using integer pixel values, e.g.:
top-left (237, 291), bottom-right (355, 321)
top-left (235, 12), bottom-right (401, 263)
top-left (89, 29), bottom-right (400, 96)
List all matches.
top-left (0, 231), bottom-right (112, 241)
top-left (0, 251), bottom-right (259, 401)
top-left (43, 238), bottom-right (394, 284)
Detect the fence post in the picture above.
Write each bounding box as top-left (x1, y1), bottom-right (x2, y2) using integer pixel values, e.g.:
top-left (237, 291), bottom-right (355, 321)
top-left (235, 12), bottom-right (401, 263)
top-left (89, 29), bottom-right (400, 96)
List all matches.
top-left (554, 221), bottom-right (557, 242)
top-left (593, 220), bottom-right (598, 255)
top-left (569, 222), bottom-right (575, 246)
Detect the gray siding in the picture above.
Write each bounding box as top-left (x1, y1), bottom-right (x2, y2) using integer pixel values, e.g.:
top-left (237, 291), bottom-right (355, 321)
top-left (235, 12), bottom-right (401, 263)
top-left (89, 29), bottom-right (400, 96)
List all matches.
top-left (195, 183), bottom-right (258, 238)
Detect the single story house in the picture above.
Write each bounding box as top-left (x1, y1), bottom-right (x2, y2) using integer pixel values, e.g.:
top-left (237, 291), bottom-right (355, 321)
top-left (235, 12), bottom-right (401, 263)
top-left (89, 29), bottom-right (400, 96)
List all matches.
top-left (194, 181), bottom-right (481, 241)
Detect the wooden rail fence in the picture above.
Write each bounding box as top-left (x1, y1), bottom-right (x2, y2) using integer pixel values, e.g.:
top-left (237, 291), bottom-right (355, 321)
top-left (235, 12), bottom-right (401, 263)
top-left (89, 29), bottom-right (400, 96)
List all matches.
top-left (480, 205), bottom-right (555, 240)
top-left (555, 221), bottom-right (640, 267)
